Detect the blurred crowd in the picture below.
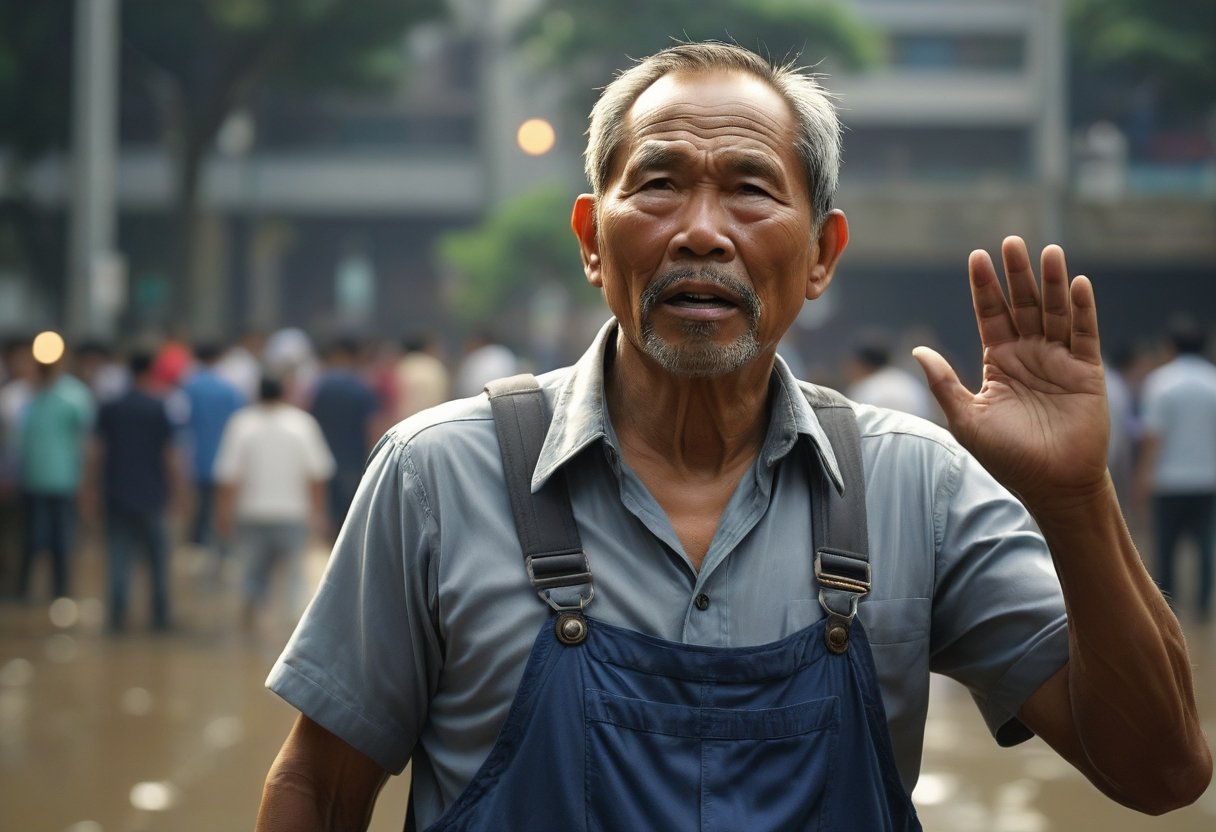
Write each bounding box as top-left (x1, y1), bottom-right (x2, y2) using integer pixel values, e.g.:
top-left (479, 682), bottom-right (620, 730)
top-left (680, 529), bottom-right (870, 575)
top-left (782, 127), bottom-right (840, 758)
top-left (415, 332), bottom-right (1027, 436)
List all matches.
top-left (2, 315), bottom-right (1214, 635)
top-left (0, 325), bottom-right (530, 635)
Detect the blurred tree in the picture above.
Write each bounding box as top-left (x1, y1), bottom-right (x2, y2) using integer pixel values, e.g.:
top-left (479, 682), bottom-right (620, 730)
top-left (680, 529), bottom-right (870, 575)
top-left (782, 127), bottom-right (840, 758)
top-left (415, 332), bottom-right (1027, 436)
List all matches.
top-left (516, 0), bottom-right (880, 127)
top-left (1069, 0), bottom-right (1216, 133)
top-left (0, 1), bottom-right (73, 294)
top-left (121, 0), bottom-right (447, 321)
top-left (440, 0), bottom-right (880, 329)
top-left (437, 183), bottom-right (586, 325)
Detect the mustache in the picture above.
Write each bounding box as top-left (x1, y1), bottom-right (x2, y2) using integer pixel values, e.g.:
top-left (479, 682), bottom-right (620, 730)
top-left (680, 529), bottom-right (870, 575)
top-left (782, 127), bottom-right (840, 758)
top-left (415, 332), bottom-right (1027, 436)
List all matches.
top-left (640, 268), bottom-right (762, 322)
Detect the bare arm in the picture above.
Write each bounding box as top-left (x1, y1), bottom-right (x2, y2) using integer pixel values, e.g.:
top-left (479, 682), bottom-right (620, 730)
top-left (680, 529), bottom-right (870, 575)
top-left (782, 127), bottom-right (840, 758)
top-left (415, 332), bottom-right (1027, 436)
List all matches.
top-left (1016, 477), bottom-right (1209, 812)
top-left (915, 238), bottom-right (1211, 813)
top-left (256, 714), bottom-right (389, 832)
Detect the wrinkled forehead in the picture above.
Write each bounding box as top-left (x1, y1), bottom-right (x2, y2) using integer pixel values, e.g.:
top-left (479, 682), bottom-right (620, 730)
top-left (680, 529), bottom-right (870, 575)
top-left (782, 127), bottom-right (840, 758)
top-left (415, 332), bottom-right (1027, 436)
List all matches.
top-left (611, 69), bottom-right (800, 177)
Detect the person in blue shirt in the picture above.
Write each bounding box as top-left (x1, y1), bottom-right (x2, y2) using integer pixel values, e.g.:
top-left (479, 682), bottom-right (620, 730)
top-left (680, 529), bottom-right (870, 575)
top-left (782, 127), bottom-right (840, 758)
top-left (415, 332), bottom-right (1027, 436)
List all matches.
top-left (308, 337), bottom-right (380, 535)
top-left (89, 351), bottom-right (183, 631)
top-left (181, 341), bottom-right (246, 579)
top-left (256, 42), bottom-right (1211, 830)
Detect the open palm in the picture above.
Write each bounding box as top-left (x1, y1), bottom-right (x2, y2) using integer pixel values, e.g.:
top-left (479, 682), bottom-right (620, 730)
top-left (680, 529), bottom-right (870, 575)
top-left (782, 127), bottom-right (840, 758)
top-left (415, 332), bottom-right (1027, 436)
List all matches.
top-left (914, 238), bottom-right (1110, 505)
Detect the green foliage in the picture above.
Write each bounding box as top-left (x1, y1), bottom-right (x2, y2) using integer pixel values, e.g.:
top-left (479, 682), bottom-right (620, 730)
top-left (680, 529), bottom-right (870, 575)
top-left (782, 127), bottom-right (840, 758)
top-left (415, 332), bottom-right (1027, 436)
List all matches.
top-left (516, 0), bottom-right (879, 124)
top-left (437, 184), bottom-right (588, 323)
top-left (1069, 0), bottom-right (1216, 114)
top-left (518, 0), bottom-right (879, 74)
top-left (122, 0), bottom-right (446, 111)
top-left (0, 1), bottom-right (73, 162)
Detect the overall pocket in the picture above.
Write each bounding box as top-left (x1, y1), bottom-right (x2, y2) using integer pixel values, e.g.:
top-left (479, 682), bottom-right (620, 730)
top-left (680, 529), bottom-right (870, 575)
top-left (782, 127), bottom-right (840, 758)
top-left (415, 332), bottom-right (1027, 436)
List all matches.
top-left (584, 689), bottom-right (840, 832)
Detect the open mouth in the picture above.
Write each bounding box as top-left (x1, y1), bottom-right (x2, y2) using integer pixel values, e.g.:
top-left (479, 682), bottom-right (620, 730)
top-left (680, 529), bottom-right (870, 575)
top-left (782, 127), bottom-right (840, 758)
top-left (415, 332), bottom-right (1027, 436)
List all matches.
top-left (665, 291), bottom-right (737, 310)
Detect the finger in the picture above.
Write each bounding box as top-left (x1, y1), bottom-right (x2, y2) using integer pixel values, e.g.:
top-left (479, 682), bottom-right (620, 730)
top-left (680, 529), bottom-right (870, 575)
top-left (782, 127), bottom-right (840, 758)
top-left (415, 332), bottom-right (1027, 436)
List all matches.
top-left (912, 346), bottom-right (973, 426)
top-left (968, 249), bottom-right (1018, 349)
top-left (1040, 244), bottom-right (1072, 346)
top-left (1069, 275), bottom-right (1102, 365)
top-left (1001, 236), bottom-right (1044, 337)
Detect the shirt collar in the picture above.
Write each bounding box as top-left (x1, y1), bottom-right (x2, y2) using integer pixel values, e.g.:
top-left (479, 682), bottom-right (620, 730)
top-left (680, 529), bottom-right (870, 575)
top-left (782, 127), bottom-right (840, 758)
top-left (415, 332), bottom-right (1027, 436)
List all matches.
top-left (532, 319), bottom-right (844, 494)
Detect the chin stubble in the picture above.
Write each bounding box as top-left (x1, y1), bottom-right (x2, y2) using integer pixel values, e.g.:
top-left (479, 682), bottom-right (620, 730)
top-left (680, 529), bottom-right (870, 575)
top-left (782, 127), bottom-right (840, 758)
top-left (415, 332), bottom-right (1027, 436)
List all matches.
top-left (638, 268), bottom-right (763, 377)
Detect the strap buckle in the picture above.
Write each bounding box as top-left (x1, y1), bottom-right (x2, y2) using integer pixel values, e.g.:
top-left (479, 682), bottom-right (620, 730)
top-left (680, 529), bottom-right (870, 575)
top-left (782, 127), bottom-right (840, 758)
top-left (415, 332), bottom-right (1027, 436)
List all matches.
top-left (814, 547), bottom-right (870, 654)
top-left (814, 547), bottom-right (871, 595)
top-left (526, 550), bottom-right (595, 613)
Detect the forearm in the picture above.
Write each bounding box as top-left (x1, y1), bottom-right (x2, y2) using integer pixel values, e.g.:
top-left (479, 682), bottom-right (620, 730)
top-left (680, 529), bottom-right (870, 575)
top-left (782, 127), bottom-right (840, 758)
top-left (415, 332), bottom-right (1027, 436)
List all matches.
top-left (257, 768), bottom-right (380, 832)
top-left (1028, 473), bottom-right (1211, 811)
top-left (256, 715), bottom-right (388, 831)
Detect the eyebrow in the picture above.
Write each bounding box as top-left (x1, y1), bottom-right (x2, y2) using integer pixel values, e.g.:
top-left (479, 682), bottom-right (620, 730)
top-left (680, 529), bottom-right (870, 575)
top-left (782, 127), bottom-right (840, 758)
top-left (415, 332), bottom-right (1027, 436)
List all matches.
top-left (624, 141), bottom-right (787, 186)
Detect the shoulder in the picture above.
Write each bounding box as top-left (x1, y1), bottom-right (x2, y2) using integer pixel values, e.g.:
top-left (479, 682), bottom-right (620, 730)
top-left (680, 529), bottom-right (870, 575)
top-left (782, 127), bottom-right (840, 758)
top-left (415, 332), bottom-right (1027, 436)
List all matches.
top-left (377, 368), bottom-right (570, 475)
top-left (800, 382), bottom-right (958, 454)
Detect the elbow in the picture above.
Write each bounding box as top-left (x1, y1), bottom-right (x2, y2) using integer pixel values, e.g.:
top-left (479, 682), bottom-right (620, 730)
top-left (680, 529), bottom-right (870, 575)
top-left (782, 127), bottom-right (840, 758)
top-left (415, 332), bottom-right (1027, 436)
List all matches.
top-left (1118, 744), bottom-right (1213, 816)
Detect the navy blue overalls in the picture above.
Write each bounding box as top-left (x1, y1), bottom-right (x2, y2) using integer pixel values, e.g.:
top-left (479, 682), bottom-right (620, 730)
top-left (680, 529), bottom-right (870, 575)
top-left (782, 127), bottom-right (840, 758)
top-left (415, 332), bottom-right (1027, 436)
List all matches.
top-left (412, 376), bottom-right (921, 831)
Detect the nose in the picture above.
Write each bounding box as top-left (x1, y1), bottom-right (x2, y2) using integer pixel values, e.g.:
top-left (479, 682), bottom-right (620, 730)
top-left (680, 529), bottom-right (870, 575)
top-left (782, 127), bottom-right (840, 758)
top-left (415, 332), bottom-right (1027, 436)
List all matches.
top-left (668, 189), bottom-right (735, 262)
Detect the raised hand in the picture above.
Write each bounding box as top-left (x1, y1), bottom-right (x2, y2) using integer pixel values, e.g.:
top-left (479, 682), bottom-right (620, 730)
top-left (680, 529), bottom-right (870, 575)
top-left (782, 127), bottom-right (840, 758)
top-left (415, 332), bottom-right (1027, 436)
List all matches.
top-left (912, 236), bottom-right (1110, 508)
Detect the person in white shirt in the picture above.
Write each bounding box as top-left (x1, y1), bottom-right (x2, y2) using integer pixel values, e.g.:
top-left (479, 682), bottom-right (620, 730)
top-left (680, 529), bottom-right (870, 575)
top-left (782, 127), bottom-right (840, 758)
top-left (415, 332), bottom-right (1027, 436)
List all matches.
top-left (214, 376), bottom-right (335, 630)
top-left (844, 330), bottom-right (935, 421)
top-left (1136, 318), bottom-right (1216, 620)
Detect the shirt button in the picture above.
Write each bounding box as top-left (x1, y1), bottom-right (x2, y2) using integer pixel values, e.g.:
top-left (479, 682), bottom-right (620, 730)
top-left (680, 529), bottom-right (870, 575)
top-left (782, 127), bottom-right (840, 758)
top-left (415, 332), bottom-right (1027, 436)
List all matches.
top-left (694, 593), bottom-right (710, 611)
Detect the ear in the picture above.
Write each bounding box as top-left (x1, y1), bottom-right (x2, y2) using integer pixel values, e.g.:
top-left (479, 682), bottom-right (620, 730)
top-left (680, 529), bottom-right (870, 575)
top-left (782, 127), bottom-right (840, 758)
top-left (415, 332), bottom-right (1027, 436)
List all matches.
top-left (571, 194), bottom-right (603, 288)
top-left (806, 209), bottom-right (849, 301)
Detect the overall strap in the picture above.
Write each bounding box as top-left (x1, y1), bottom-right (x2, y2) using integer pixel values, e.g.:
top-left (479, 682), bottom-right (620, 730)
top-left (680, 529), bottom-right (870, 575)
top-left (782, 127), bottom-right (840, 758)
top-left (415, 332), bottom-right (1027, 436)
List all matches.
top-left (806, 385), bottom-right (871, 654)
top-left (486, 375), bottom-right (593, 645)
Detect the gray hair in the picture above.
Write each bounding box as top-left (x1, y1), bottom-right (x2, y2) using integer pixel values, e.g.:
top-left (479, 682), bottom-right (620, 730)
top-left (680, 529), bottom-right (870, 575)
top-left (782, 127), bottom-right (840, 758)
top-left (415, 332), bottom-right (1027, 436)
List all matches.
top-left (584, 41), bottom-right (842, 230)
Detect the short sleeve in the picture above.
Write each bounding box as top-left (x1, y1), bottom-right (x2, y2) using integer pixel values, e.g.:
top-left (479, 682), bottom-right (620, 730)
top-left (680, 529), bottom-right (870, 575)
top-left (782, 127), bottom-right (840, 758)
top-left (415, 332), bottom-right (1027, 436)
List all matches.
top-left (266, 434), bottom-right (439, 773)
top-left (302, 413), bottom-right (337, 480)
top-left (1139, 374), bottom-right (1165, 436)
top-left (929, 451), bottom-right (1070, 745)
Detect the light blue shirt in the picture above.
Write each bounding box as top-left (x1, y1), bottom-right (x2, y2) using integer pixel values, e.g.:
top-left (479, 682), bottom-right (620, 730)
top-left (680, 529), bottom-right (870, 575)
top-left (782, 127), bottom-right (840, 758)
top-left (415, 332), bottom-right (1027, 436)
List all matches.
top-left (268, 320), bottom-right (1068, 824)
top-left (1142, 354), bottom-right (1216, 493)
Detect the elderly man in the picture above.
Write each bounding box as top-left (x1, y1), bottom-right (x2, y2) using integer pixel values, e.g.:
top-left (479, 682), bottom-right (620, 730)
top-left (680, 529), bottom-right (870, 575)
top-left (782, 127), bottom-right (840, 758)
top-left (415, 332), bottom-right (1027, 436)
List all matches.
top-left (256, 42), bottom-right (1210, 831)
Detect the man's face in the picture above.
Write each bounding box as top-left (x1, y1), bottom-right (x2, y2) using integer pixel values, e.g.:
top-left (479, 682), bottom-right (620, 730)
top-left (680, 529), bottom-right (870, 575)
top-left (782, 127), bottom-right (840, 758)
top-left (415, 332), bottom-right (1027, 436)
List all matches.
top-left (575, 70), bottom-right (841, 378)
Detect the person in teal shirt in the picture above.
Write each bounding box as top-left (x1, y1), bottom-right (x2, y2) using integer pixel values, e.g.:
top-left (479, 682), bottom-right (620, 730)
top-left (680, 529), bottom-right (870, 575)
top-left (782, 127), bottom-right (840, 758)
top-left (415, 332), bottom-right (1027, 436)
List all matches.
top-left (18, 357), bottom-right (95, 600)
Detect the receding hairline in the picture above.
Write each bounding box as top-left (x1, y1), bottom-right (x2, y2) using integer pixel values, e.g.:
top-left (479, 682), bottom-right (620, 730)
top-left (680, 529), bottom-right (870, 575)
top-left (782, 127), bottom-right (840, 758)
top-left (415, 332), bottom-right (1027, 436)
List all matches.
top-left (601, 68), bottom-right (805, 192)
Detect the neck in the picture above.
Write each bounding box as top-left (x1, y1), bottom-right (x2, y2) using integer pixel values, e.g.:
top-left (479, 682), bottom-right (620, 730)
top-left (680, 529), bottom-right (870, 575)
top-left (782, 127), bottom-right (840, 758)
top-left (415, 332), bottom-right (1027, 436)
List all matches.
top-left (605, 332), bottom-right (774, 476)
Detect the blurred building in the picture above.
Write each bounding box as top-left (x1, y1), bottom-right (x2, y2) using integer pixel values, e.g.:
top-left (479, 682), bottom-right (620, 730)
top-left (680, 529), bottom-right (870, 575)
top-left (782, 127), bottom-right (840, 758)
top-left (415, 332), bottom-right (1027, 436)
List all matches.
top-left (2, 0), bottom-right (1213, 376)
top-left (815, 0), bottom-right (1216, 381)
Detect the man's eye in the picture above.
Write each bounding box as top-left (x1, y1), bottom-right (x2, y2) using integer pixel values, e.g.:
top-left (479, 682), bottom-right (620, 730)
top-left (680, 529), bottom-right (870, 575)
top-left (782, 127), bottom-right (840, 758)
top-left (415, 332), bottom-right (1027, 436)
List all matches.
top-left (739, 183), bottom-right (771, 197)
top-left (640, 178), bottom-right (673, 190)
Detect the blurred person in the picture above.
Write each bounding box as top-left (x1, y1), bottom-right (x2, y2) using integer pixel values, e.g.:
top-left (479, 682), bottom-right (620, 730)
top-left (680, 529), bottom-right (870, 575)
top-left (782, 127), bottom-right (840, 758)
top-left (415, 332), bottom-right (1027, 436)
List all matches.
top-left (74, 340), bottom-right (129, 404)
top-left (152, 339), bottom-right (193, 392)
top-left (1135, 318), bottom-right (1216, 620)
top-left (264, 326), bottom-right (320, 406)
top-left (453, 328), bottom-right (519, 398)
top-left (88, 351), bottom-right (184, 632)
top-left (17, 349), bottom-right (95, 601)
top-left (392, 332), bottom-right (451, 423)
top-left (308, 337), bottom-right (380, 533)
top-left (0, 337), bottom-right (35, 596)
top-left (256, 43), bottom-right (1210, 830)
top-left (180, 340), bottom-right (246, 575)
top-left (216, 330), bottom-right (265, 403)
top-left (844, 328), bottom-right (934, 420)
top-left (1103, 343), bottom-right (1144, 512)
top-left (214, 376), bottom-right (334, 633)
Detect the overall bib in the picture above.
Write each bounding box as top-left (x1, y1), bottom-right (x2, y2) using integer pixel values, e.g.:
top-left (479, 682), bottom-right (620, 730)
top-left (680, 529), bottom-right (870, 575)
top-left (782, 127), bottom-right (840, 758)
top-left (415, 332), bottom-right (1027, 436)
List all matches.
top-left (413, 377), bottom-right (921, 832)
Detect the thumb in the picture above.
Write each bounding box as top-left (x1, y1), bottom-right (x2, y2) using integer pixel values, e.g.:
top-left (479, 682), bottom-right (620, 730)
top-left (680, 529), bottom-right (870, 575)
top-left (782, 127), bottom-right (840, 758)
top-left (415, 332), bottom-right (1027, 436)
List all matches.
top-left (912, 346), bottom-right (973, 425)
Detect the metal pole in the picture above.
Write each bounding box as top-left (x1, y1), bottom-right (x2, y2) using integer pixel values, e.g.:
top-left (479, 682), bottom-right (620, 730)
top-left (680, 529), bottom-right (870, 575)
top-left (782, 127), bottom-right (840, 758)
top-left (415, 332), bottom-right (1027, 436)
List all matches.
top-left (1036, 0), bottom-right (1069, 246)
top-left (67, 0), bottom-right (121, 340)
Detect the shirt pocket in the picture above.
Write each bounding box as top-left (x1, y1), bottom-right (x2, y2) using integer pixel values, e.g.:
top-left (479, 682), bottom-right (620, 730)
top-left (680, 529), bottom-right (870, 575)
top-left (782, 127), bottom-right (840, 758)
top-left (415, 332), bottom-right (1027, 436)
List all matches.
top-left (584, 689), bottom-right (840, 832)
top-left (857, 597), bottom-right (930, 646)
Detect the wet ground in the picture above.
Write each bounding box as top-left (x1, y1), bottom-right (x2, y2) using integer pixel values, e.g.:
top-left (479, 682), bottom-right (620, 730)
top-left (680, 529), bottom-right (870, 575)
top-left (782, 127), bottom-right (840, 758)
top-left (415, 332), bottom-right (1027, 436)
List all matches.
top-left (2, 536), bottom-right (1214, 831)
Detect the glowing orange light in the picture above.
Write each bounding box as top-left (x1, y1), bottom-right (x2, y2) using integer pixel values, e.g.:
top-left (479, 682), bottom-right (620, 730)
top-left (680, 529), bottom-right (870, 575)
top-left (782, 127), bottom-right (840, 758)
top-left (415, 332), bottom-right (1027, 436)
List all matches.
top-left (32, 331), bottom-right (66, 365)
top-left (517, 118), bottom-right (556, 156)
